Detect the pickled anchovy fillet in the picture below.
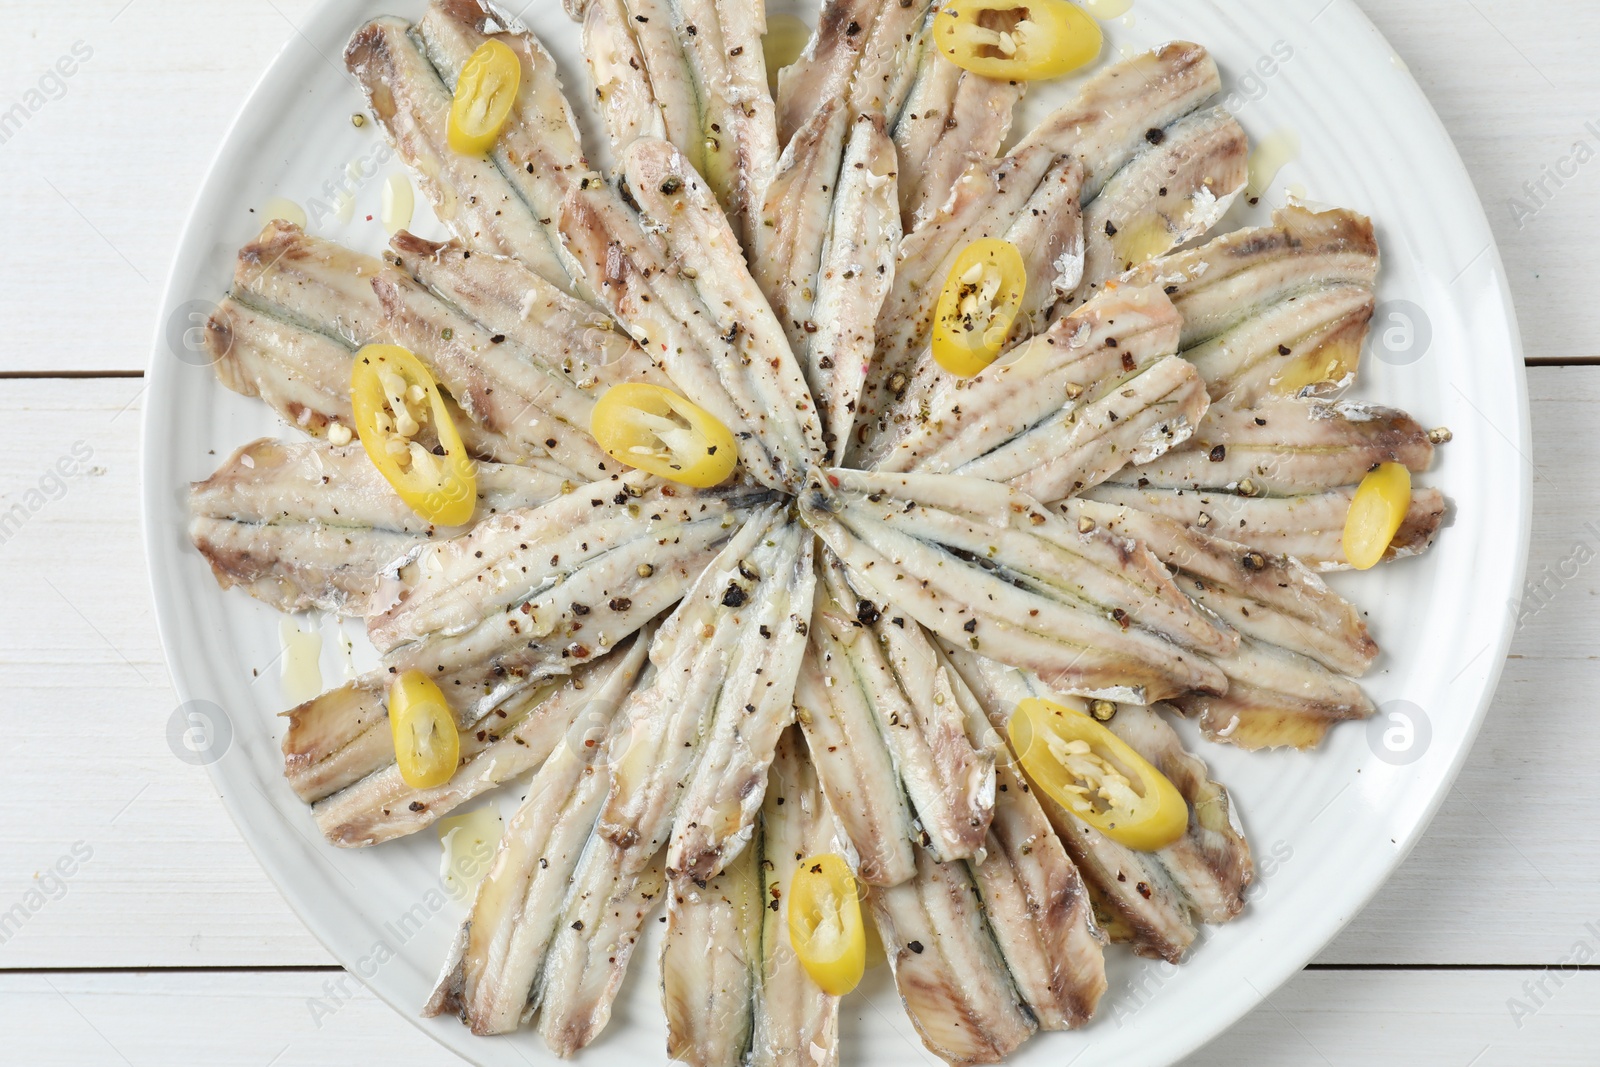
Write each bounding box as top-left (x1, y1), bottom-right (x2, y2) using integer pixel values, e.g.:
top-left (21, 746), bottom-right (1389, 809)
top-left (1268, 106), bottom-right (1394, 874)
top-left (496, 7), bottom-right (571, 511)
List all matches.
top-left (231, 221), bottom-right (605, 473)
top-left (559, 144), bottom-right (825, 490)
top-left (1185, 283), bottom-right (1375, 408)
top-left (1084, 481), bottom-right (1448, 571)
top-left (346, 17), bottom-right (574, 291)
top-left (389, 231), bottom-right (669, 393)
top-left (944, 651), bottom-right (1252, 962)
top-left (1012, 42), bottom-right (1223, 201)
top-left (775, 0), bottom-right (935, 146)
top-left (666, 524), bottom-right (816, 885)
top-left (868, 846), bottom-right (1036, 1065)
top-left (189, 438), bottom-right (565, 617)
top-left (797, 550), bottom-right (995, 878)
top-left (370, 475), bottom-right (772, 704)
top-left (1123, 203), bottom-right (1380, 350)
top-left (1057, 107), bottom-right (1249, 314)
top-left (422, 641), bottom-right (649, 1033)
top-left (206, 299), bottom-right (356, 439)
top-left (853, 147), bottom-right (1085, 465)
top-left (806, 114), bottom-right (900, 460)
top-left (322, 632), bottom-right (647, 853)
top-left (752, 99), bottom-right (851, 349)
top-left (537, 506), bottom-right (804, 1053)
top-left (281, 477), bottom-right (764, 791)
top-left (800, 469), bottom-right (1232, 703)
top-left (662, 833), bottom-right (761, 1067)
top-left (578, 0), bottom-right (778, 242)
top-left (874, 284), bottom-right (1183, 476)
top-left (947, 651), bottom-right (1106, 1031)
top-left (1113, 394), bottom-right (1436, 497)
top-left (891, 15), bottom-right (1024, 230)
top-left (1060, 498), bottom-right (1377, 677)
top-left (418, 0), bottom-right (594, 298)
top-left (1172, 637), bottom-right (1377, 751)
top-left (750, 729), bottom-right (842, 1067)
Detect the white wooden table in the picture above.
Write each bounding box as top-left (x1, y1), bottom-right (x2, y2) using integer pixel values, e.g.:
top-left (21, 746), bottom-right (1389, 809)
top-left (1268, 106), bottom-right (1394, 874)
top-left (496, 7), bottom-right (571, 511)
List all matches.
top-left (2, 1), bottom-right (1597, 1063)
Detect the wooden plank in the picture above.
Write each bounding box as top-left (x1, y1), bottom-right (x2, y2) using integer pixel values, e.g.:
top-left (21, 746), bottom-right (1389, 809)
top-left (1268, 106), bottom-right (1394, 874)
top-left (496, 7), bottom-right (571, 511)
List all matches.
top-left (0, 1), bottom-right (1597, 372)
top-left (0, 0), bottom-right (315, 374)
top-left (0, 369), bottom-right (1594, 970)
top-left (1356, 0), bottom-right (1600, 364)
top-left (0, 968), bottom-right (1595, 1065)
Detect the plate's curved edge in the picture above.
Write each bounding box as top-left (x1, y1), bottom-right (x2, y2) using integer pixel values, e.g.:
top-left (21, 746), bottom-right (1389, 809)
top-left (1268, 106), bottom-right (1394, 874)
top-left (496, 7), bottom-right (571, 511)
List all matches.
top-left (139, 2), bottom-right (492, 1063)
top-left (1163, 1), bottom-right (1535, 1058)
top-left (138, 1), bottom-right (1535, 1065)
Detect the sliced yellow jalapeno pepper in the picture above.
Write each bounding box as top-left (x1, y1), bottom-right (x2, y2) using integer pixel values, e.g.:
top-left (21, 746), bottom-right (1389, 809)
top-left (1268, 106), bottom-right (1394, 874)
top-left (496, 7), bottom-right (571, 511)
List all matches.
top-left (1342, 461), bottom-right (1412, 571)
top-left (788, 853), bottom-right (866, 997)
top-left (934, 0), bottom-right (1102, 82)
top-left (388, 670), bottom-right (461, 790)
top-left (350, 344), bottom-right (477, 527)
top-left (1007, 697), bottom-right (1188, 851)
top-left (931, 237), bottom-right (1028, 377)
top-left (448, 39), bottom-right (521, 155)
top-left (589, 383), bottom-right (738, 488)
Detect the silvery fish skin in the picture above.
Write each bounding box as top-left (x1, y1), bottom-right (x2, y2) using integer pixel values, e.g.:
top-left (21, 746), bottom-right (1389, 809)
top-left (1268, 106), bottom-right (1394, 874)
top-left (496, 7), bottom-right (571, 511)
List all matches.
top-left (418, 0), bottom-right (595, 299)
top-left (189, 438), bottom-right (565, 618)
top-left (800, 469), bottom-right (1233, 703)
top-left (1060, 498), bottom-right (1377, 677)
top-left (1057, 107), bottom-right (1250, 314)
top-left (318, 636), bottom-right (648, 850)
top-left (774, 0), bottom-right (934, 146)
top-left (798, 550), bottom-right (996, 877)
top-left (1172, 637), bottom-right (1377, 751)
top-left (231, 221), bottom-right (601, 473)
top-left (891, 14), bottom-right (1024, 230)
top-left (1084, 481), bottom-right (1449, 571)
top-left (345, 17), bottom-right (574, 291)
top-left (537, 506), bottom-right (800, 1054)
top-left (1112, 395), bottom-right (1436, 497)
top-left (1122, 203), bottom-right (1380, 351)
top-left (662, 832), bottom-right (762, 1067)
top-left (368, 475), bottom-right (773, 715)
top-left (388, 231), bottom-right (668, 393)
top-left (948, 650), bottom-right (1106, 1031)
top-left (867, 846), bottom-right (1037, 1065)
top-left (750, 728), bottom-right (842, 1067)
top-left (944, 650), bottom-right (1252, 963)
top-left (558, 145), bottom-right (825, 491)
top-left (851, 146), bottom-right (1085, 466)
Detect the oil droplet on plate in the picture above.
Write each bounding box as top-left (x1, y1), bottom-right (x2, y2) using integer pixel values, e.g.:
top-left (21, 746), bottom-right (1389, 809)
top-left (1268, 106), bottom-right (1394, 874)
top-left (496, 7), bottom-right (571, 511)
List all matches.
top-left (382, 173), bottom-right (415, 235)
top-left (262, 196), bottom-right (306, 229)
top-left (1246, 129), bottom-right (1300, 200)
top-left (439, 805), bottom-right (504, 901)
top-left (279, 616), bottom-right (323, 706)
top-left (763, 13), bottom-right (811, 96)
top-left (1082, 0), bottom-right (1133, 18)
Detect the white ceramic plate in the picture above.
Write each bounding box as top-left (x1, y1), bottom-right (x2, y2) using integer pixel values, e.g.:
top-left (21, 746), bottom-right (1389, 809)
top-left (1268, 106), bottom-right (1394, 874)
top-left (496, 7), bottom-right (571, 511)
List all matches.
top-left (143, 1), bottom-right (1531, 1063)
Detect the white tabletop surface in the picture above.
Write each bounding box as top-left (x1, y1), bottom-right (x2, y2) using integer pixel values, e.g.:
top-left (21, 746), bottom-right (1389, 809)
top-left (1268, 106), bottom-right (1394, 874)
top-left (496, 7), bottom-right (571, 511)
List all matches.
top-left (1, 0), bottom-right (1597, 1064)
